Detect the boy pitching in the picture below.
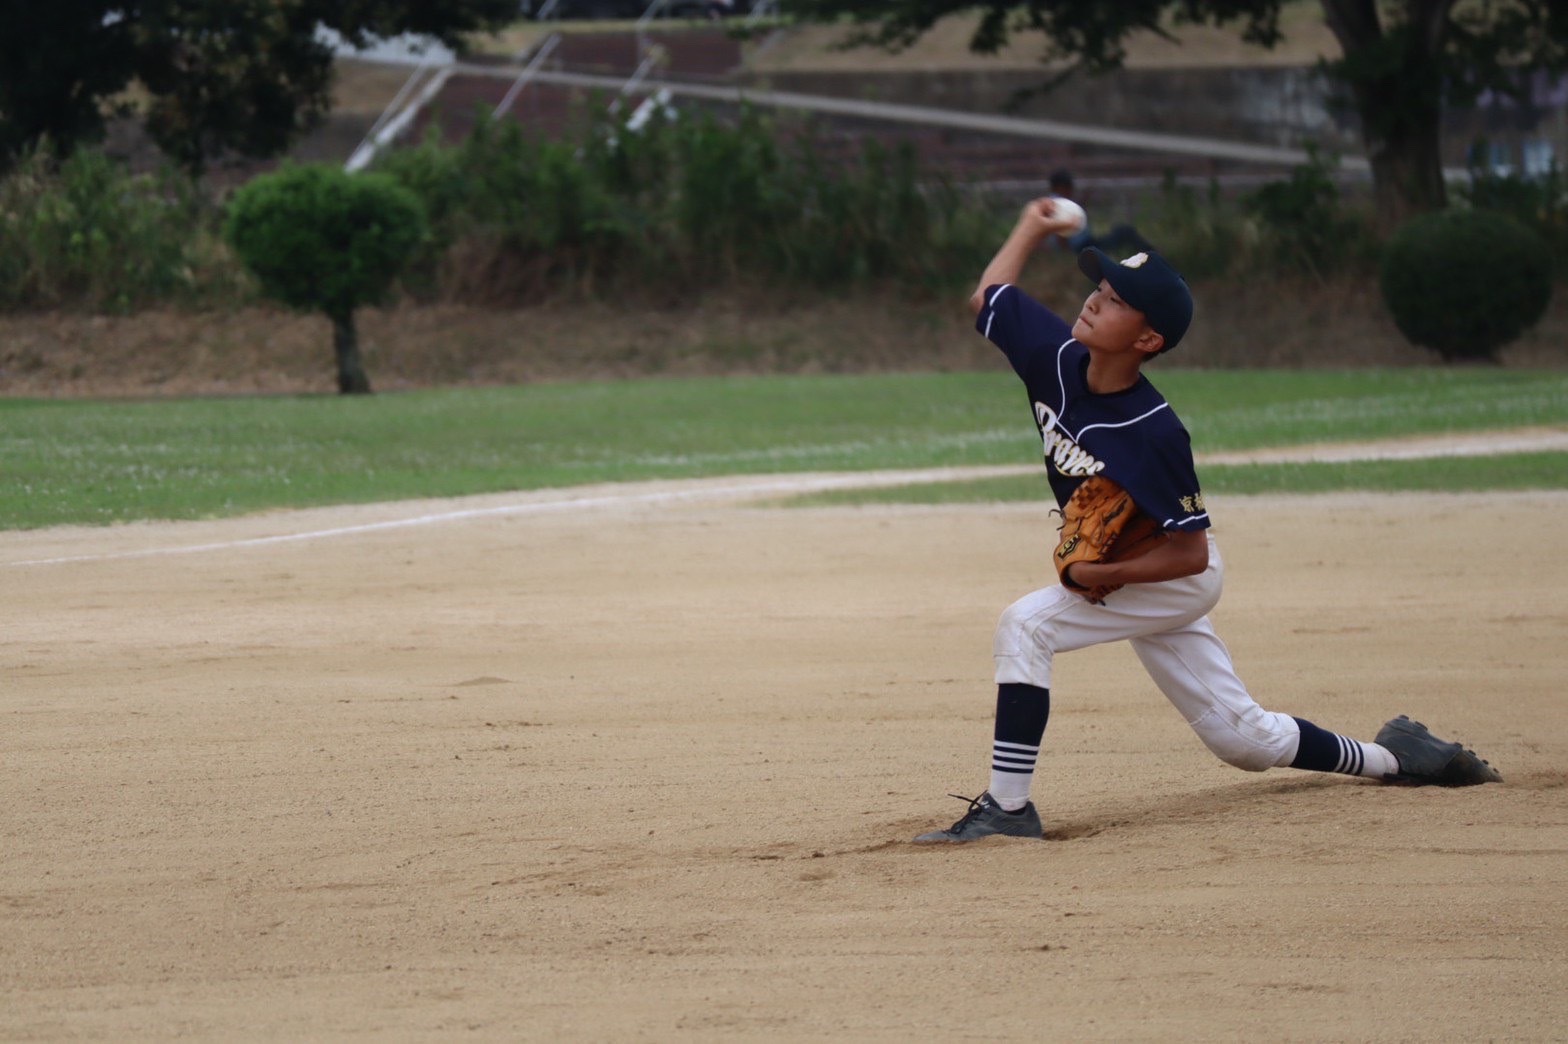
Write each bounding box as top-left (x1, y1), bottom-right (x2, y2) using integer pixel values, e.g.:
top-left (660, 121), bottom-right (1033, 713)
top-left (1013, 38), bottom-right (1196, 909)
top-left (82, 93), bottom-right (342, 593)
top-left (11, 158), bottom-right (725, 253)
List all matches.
top-left (915, 198), bottom-right (1500, 844)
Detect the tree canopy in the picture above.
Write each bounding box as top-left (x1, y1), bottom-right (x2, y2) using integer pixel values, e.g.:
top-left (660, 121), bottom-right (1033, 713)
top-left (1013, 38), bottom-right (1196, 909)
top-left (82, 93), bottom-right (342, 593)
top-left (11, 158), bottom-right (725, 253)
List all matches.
top-left (788, 0), bottom-right (1568, 223)
top-left (225, 162), bottom-right (429, 393)
top-left (0, 0), bottom-right (516, 175)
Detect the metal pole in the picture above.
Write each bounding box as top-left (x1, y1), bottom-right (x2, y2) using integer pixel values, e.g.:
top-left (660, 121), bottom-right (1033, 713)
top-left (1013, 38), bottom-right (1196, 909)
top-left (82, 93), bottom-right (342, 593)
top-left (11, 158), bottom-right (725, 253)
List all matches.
top-left (494, 33), bottom-right (563, 117)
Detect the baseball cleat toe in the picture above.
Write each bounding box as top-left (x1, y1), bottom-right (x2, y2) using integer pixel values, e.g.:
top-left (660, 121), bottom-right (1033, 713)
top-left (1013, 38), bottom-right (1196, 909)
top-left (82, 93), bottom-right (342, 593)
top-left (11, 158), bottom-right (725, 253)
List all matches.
top-left (1376, 714), bottom-right (1502, 786)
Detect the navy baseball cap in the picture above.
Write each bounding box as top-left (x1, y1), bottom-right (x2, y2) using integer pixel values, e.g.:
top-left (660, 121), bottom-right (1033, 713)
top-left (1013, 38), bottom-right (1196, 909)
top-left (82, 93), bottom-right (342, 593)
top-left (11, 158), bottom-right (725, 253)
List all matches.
top-left (1078, 247), bottom-right (1193, 353)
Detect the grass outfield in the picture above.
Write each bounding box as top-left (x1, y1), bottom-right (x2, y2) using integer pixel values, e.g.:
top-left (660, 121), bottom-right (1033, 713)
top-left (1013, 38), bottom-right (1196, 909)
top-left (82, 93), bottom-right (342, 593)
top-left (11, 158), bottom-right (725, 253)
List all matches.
top-left (2, 369), bottom-right (1566, 529)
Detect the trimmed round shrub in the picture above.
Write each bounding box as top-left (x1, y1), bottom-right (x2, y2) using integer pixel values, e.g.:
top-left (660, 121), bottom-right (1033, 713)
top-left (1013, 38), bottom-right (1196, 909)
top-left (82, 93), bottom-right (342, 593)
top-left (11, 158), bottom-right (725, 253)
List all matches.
top-left (1378, 208), bottom-right (1552, 362)
top-left (224, 163), bottom-right (427, 392)
top-left (225, 162), bottom-right (426, 317)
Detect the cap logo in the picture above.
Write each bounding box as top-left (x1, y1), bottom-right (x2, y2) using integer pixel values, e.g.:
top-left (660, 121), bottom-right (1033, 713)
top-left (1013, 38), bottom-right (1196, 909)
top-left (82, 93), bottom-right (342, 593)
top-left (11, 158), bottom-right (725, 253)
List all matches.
top-left (1121, 252), bottom-right (1150, 268)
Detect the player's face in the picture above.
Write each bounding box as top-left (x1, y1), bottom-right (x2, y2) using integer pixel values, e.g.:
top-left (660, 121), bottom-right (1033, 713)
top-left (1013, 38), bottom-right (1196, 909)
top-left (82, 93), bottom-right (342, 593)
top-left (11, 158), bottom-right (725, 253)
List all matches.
top-left (1072, 280), bottom-right (1156, 354)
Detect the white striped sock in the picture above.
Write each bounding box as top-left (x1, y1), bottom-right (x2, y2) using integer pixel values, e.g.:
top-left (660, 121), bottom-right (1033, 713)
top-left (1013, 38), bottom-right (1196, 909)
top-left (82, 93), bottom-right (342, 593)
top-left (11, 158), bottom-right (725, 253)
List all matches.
top-left (1335, 734), bottom-right (1399, 779)
top-left (989, 740), bottom-right (1039, 810)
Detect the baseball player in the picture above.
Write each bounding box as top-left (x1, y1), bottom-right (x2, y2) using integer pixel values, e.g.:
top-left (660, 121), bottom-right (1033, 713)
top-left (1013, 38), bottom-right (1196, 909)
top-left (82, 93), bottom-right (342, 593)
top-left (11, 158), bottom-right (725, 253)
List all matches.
top-left (915, 198), bottom-right (1500, 843)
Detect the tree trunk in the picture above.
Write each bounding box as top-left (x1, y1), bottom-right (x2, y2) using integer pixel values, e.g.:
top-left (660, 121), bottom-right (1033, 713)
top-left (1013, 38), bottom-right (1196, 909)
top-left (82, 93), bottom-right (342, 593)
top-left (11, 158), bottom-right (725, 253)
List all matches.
top-left (1320, 0), bottom-right (1451, 231)
top-left (329, 309), bottom-right (372, 395)
top-left (1353, 80), bottom-right (1449, 230)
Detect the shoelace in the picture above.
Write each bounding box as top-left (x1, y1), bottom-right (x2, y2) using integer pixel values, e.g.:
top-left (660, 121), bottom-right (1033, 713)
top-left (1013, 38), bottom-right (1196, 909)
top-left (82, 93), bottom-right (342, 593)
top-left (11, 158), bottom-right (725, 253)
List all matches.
top-left (943, 792), bottom-right (989, 830)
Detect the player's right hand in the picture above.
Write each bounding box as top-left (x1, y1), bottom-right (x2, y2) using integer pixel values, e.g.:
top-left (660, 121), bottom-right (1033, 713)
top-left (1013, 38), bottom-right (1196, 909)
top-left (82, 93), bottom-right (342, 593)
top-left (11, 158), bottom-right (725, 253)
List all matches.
top-left (1020, 197), bottom-right (1058, 230)
top-left (1027, 197), bottom-right (1085, 236)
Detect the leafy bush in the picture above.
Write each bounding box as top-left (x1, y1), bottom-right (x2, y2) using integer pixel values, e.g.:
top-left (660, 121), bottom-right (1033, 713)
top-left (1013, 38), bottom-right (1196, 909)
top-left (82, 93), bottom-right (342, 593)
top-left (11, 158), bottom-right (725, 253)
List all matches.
top-left (1244, 147), bottom-right (1375, 278)
top-left (1458, 166), bottom-right (1568, 273)
top-left (1136, 173), bottom-right (1250, 281)
top-left (1378, 208), bottom-right (1553, 362)
top-left (22, 117), bottom-right (1542, 335)
top-left (377, 114), bottom-right (645, 300)
top-left (0, 146), bottom-right (237, 311)
top-left (1136, 153), bottom-right (1378, 283)
top-left (375, 106), bottom-right (1004, 303)
top-left (224, 162), bottom-right (428, 392)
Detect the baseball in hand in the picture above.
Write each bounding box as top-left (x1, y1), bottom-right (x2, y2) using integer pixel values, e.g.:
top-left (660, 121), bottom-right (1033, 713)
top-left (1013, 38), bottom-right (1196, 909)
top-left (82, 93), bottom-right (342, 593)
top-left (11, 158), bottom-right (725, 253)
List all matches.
top-left (1049, 197), bottom-right (1087, 233)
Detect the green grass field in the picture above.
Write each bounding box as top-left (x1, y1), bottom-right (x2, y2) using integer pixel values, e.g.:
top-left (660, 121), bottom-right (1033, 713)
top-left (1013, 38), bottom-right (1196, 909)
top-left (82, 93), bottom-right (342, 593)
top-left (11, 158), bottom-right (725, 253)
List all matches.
top-left (3, 368), bottom-right (1566, 529)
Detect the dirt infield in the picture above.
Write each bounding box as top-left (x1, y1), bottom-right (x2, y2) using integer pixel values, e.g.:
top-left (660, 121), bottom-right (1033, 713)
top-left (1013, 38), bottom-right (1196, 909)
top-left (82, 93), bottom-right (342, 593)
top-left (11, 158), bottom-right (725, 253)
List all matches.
top-left (4, 483), bottom-right (1566, 1040)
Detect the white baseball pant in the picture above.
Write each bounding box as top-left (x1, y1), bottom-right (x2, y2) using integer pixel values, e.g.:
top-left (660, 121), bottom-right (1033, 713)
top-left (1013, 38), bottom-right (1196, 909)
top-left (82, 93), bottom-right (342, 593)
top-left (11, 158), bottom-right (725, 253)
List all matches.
top-left (992, 535), bottom-right (1302, 771)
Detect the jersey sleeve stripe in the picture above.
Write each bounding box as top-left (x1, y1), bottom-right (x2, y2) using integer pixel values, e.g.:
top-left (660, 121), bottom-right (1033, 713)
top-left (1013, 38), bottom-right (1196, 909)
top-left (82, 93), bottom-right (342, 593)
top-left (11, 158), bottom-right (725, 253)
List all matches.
top-left (980, 284), bottom-right (1012, 340)
top-left (1163, 513), bottom-right (1210, 527)
top-left (1055, 339), bottom-right (1071, 406)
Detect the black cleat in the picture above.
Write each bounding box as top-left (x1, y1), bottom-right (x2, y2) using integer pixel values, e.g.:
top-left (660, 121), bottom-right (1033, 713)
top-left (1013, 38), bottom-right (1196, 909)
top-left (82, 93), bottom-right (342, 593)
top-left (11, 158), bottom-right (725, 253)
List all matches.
top-left (913, 791), bottom-right (1043, 843)
top-left (1376, 715), bottom-right (1502, 786)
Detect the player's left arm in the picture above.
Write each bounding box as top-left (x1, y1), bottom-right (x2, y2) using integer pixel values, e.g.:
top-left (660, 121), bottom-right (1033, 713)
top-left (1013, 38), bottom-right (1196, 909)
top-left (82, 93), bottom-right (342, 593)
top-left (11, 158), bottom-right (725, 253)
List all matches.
top-left (1067, 421), bottom-right (1209, 590)
top-left (1062, 529), bottom-right (1208, 591)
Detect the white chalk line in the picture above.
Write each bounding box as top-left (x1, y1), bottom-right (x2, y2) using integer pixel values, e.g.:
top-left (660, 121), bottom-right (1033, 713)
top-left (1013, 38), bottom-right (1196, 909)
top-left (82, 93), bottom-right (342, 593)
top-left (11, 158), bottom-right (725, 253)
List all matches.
top-left (2, 466), bottom-right (1028, 568)
top-left (7, 427), bottom-right (1566, 568)
top-left (1201, 426), bottom-right (1568, 465)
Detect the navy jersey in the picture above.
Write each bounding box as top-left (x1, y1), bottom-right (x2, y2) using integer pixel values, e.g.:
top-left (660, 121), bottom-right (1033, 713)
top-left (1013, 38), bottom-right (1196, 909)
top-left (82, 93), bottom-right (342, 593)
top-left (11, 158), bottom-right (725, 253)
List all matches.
top-left (977, 283), bottom-right (1209, 531)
